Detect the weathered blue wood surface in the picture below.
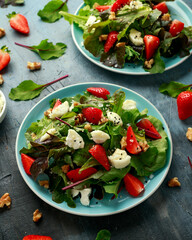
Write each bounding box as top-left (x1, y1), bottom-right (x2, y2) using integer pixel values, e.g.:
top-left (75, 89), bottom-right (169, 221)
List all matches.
top-left (0, 0), bottom-right (192, 239)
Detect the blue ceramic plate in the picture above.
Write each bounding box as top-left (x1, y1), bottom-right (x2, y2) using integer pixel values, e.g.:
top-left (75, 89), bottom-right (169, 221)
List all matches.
top-left (72, 0), bottom-right (192, 75)
top-left (16, 83), bottom-right (173, 216)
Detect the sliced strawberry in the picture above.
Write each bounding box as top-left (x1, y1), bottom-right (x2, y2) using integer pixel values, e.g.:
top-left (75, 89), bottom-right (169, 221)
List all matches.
top-left (87, 87), bottom-right (110, 100)
top-left (89, 145), bottom-right (110, 171)
top-left (23, 235), bottom-right (52, 240)
top-left (177, 91), bottom-right (192, 120)
top-left (96, 5), bottom-right (111, 12)
top-left (124, 173), bottom-right (145, 197)
top-left (21, 153), bottom-right (35, 175)
top-left (53, 99), bottom-right (62, 109)
top-left (169, 19), bottom-right (184, 37)
top-left (136, 119), bottom-right (161, 139)
top-left (153, 2), bottom-right (168, 14)
top-left (0, 46), bottom-right (11, 71)
top-left (7, 12), bottom-right (30, 34)
top-left (144, 35), bottom-right (160, 60)
top-left (126, 126), bottom-right (142, 155)
top-left (66, 167), bottom-right (97, 183)
top-left (104, 31), bottom-right (119, 53)
top-left (82, 107), bottom-right (103, 125)
top-left (111, 0), bottom-right (131, 12)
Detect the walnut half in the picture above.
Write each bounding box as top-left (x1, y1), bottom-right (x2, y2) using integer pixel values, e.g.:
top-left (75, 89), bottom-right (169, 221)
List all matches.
top-left (144, 59), bottom-right (154, 69)
top-left (139, 140), bottom-right (149, 152)
top-left (186, 128), bottom-right (192, 142)
top-left (38, 180), bottom-right (49, 189)
top-left (0, 75), bottom-right (4, 85)
top-left (120, 136), bottom-right (127, 150)
top-left (27, 62), bottom-right (41, 71)
top-left (33, 209), bottom-right (43, 223)
top-left (0, 28), bottom-right (5, 38)
top-left (168, 177), bottom-right (181, 187)
top-left (0, 193), bottom-right (11, 209)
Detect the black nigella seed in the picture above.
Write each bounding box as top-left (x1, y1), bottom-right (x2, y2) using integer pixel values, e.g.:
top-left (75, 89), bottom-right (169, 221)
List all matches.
top-left (74, 140), bottom-right (76, 142)
top-left (79, 141), bottom-right (82, 143)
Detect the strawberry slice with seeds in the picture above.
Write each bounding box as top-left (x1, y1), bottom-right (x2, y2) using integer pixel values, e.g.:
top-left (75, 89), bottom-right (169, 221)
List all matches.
top-left (21, 153), bottom-right (35, 175)
top-left (7, 12), bottom-right (30, 34)
top-left (87, 87), bottom-right (110, 100)
top-left (124, 173), bottom-right (145, 197)
top-left (126, 126), bottom-right (142, 155)
top-left (53, 99), bottom-right (62, 109)
top-left (89, 145), bottom-right (110, 171)
top-left (66, 167), bottom-right (97, 183)
top-left (136, 119), bottom-right (161, 139)
top-left (82, 107), bottom-right (103, 125)
top-left (0, 46), bottom-right (11, 71)
top-left (23, 235), bottom-right (52, 240)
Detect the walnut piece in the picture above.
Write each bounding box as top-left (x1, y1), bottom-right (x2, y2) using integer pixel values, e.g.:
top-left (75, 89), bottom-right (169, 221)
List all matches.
top-left (93, 2), bottom-right (100, 9)
top-left (84, 123), bottom-right (92, 132)
top-left (27, 62), bottom-right (41, 71)
top-left (33, 209), bottom-right (43, 223)
top-left (109, 12), bottom-right (116, 20)
top-left (99, 115), bottom-right (108, 125)
top-left (75, 113), bottom-right (85, 125)
top-left (38, 180), bottom-right (49, 189)
top-left (120, 136), bottom-right (127, 150)
top-left (0, 75), bottom-right (4, 85)
top-left (116, 42), bottom-right (126, 48)
top-left (139, 140), bottom-right (149, 152)
top-left (0, 193), bottom-right (11, 209)
top-left (186, 128), bottom-right (192, 142)
top-left (168, 177), bottom-right (181, 187)
top-left (144, 59), bottom-right (154, 69)
top-left (0, 28), bottom-right (5, 38)
top-left (44, 108), bottom-right (52, 117)
top-left (99, 34), bottom-right (108, 42)
top-left (161, 13), bottom-right (171, 21)
top-left (61, 165), bottom-right (70, 174)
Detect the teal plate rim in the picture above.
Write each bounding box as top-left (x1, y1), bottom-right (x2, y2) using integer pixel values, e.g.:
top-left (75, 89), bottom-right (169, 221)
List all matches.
top-left (15, 82), bottom-right (173, 217)
top-left (71, 0), bottom-right (192, 75)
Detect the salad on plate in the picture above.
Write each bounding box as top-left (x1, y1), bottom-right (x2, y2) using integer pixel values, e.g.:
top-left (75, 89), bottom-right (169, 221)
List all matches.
top-left (19, 87), bottom-right (168, 208)
top-left (60, 0), bottom-right (192, 74)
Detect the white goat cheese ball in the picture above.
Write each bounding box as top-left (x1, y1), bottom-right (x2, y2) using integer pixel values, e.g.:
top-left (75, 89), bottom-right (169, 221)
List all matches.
top-left (91, 130), bottom-right (110, 144)
top-left (122, 100), bottom-right (137, 110)
top-left (66, 129), bottom-right (84, 149)
top-left (108, 149), bottom-right (131, 169)
top-left (129, 29), bottom-right (144, 46)
top-left (130, 0), bottom-right (143, 10)
top-left (107, 112), bottom-right (123, 126)
top-left (40, 128), bottom-right (57, 142)
top-left (49, 101), bottom-right (69, 119)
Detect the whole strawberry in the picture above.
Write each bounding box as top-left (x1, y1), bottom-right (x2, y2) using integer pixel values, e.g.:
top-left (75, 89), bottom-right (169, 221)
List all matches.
top-left (177, 91), bottom-right (192, 120)
top-left (0, 46), bottom-right (11, 71)
top-left (7, 12), bottom-right (30, 34)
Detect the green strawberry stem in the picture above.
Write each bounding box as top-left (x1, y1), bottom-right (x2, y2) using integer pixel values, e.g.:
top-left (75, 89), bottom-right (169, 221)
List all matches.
top-left (55, 117), bottom-right (72, 128)
top-left (15, 42), bottom-right (32, 49)
top-left (34, 74), bottom-right (69, 90)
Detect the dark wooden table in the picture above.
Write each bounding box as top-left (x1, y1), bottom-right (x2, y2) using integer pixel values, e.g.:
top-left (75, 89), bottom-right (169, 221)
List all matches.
top-left (0, 1), bottom-right (192, 239)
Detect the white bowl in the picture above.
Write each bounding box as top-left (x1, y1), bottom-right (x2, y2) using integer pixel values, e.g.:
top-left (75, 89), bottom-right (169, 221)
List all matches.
top-left (0, 90), bottom-right (7, 124)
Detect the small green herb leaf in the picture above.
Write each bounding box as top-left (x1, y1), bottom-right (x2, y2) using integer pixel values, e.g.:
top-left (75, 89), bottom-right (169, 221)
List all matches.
top-left (38, 0), bottom-right (68, 23)
top-left (159, 81), bottom-right (190, 98)
top-left (96, 229), bottom-right (111, 240)
top-left (15, 39), bottom-right (67, 60)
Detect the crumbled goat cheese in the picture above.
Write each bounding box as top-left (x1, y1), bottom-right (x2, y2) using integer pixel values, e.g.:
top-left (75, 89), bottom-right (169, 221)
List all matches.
top-left (49, 101), bottom-right (69, 119)
top-left (40, 128), bottom-right (56, 142)
top-left (122, 99), bottom-right (137, 110)
top-left (107, 112), bottom-right (123, 126)
top-left (108, 149), bottom-right (131, 169)
top-left (91, 130), bottom-right (110, 144)
top-left (85, 16), bottom-right (100, 27)
top-left (130, 1), bottom-right (143, 10)
top-left (129, 29), bottom-right (144, 46)
top-left (66, 129), bottom-right (85, 149)
top-left (71, 188), bottom-right (92, 206)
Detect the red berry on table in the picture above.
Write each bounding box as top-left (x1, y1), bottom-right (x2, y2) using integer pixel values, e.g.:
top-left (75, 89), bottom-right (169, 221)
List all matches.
top-left (23, 235), bottom-right (53, 240)
top-left (89, 145), bottom-right (110, 171)
top-left (169, 19), bottom-right (184, 37)
top-left (0, 46), bottom-right (11, 71)
top-left (104, 31), bottom-right (119, 53)
top-left (177, 91), bottom-right (192, 120)
top-left (153, 2), bottom-right (169, 14)
top-left (124, 173), bottom-right (145, 197)
top-left (82, 107), bottom-right (103, 125)
top-left (144, 35), bottom-right (160, 60)
top-left (21, 153), bottom-right (35, 175)
top-left (87, 87), bottom-right (110, 100)
top-left (7, 12), bottom-right (30, 34)
top-left (66, 168), bottom-right (97, 183)
top-left (136, 119), bottom-right (161, 139)
top-left (126, 126), bottom-right (142, 155)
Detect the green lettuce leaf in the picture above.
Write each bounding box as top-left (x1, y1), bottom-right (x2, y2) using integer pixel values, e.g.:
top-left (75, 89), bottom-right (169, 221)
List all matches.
top-left (145, 48), bottom-right (165, 74)
top-left (103, 180), bottom-right (121, 197)
top-left (100, 166), bottom-right (130, 182)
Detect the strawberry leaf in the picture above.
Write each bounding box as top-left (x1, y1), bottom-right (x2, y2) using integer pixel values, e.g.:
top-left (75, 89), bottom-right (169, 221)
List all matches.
top-left (1, 0), bottom-right (24, 8)
top-left (159, 81), bottom-right (191, 98)
top-left (96, 229), bottom-right (111, 240)
top-left (38, 0), bottom-right (68, 23)
top-left (15, 39), bottom-right (67, 60)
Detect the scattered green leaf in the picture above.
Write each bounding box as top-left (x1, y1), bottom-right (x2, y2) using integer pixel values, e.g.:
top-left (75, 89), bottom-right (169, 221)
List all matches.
top-left (95, 229), bottom-right (111, 240)
top-left (159, 81), bottom-right (190, 98)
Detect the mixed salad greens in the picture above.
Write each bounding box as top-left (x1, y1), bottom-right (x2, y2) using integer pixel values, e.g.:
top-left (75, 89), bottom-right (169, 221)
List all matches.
top-left (20, 87), bottom-right (168, 208)
top-left (60, 0), bottom-right (192, 74)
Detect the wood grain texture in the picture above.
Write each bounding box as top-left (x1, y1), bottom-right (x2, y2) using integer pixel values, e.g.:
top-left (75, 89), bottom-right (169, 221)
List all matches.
top-left (0, 0), bottom-right (192, 239)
